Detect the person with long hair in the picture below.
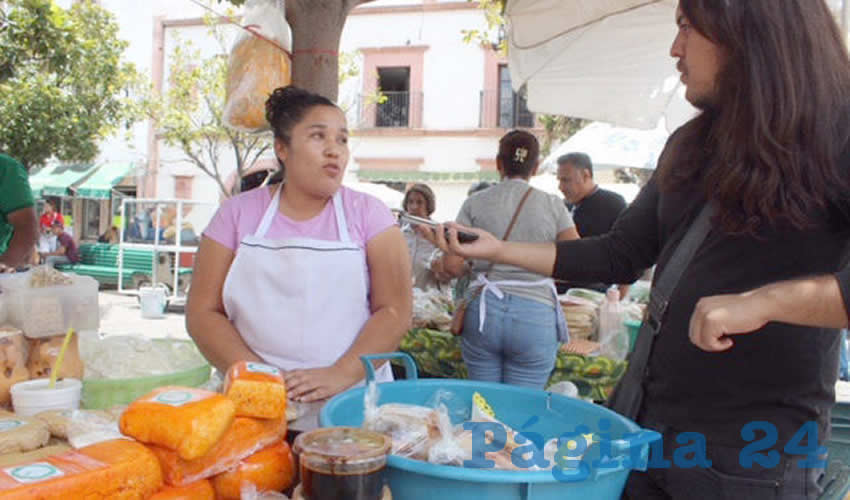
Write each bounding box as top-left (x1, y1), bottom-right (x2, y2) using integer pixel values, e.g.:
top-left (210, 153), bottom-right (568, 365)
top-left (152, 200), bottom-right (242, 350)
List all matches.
top-left (433, 1), bottom-right (850, 497)
top-left (432, 130), bottom-right (579, 389)
top-left (187, 86), bottom-right (412, 403)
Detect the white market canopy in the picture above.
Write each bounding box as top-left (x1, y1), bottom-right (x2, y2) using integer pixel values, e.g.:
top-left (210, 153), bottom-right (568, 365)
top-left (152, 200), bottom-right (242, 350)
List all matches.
top-left (343, 176), bottom-right (405, 209)
top-left (505, 0), bottom-right (697, 130)
top-left (541, 121), bottom-right (669, 173)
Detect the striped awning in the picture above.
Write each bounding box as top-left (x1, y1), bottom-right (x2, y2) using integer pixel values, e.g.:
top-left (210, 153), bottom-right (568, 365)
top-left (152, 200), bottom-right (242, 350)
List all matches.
top-left (28, 163), bottom-right (98, 198)
top-left (75, 162), bottom-right (136, 199)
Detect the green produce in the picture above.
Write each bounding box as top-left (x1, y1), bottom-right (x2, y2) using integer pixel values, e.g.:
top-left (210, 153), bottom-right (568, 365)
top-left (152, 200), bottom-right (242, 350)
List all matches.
top-left (397, 328), bottom-right (627, 401)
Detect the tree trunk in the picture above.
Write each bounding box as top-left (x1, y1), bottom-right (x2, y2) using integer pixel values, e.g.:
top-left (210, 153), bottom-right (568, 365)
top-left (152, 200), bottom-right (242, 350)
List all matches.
top-left (287, 0), bottom-right (375, 101)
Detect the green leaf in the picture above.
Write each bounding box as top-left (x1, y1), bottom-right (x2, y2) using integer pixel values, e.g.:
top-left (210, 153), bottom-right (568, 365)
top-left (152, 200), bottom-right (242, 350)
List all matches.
top-left (0, 0), bottom-right (141, 170)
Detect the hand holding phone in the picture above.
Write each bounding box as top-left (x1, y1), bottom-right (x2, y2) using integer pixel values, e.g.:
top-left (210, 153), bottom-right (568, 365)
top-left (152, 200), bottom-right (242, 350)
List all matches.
top-left (395, 211), bottom-right (479, 243)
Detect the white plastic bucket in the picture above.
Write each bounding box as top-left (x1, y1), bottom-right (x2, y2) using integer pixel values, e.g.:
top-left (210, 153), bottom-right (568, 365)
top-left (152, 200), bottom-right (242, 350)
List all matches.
top-left (11, 378), bottom-right (82, 416)
top-left (139, 285), bottom-right (167, 319)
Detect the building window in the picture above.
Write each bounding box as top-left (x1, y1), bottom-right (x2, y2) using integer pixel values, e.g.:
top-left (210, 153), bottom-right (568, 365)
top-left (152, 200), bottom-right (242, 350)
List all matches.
top-left (376, 67), bottom-right (411, 127)
top-left (174, 175), bottom-right (194, 200)
top-left (360, 46), bottom-right (427, 129)
top-left (497, 64), bottom-right (534, 128)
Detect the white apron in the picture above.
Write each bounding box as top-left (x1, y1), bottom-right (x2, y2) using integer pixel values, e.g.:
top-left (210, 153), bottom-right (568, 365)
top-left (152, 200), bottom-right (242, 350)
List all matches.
top-left (222, 186), bottom-right (392, 384)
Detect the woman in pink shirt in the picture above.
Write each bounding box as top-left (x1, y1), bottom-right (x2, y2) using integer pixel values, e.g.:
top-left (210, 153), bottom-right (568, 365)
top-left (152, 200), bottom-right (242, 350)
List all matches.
top-left (187, 86), bottom-right (413, 402)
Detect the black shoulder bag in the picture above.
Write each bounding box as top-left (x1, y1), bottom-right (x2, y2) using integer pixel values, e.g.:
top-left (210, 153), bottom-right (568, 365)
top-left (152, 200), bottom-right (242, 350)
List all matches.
top-left (607, 204), bottom-right (714, 419)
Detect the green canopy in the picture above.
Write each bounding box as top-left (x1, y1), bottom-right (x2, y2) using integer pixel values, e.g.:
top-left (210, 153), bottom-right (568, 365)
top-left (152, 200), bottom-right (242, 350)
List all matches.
top-left (28, 163), bottom-right (98, 198)
top-left (357, 169), bottom-right (500, 183)
top-left (75, 162), bottom-right (136, 199)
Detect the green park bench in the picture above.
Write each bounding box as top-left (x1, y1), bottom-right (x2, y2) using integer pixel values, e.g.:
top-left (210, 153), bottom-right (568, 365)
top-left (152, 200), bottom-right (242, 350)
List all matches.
top-left (56, 242), bottom-right (193, 292)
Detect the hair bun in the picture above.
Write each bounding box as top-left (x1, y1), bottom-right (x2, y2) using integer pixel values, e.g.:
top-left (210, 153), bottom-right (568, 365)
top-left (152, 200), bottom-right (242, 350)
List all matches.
top-left (264, 85), bottom-right (337, 142)
top-left (266, 86), bottom-right (307, 126)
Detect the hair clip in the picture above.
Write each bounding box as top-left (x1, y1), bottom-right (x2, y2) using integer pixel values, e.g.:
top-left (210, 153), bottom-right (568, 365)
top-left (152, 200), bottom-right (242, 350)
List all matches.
top-left (514, 147), bottom-right (528, 163)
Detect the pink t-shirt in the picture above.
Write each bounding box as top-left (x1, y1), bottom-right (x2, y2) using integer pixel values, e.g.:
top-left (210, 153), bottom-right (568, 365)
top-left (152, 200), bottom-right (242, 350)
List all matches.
top-left (203, 185), bottom-right (396, 253)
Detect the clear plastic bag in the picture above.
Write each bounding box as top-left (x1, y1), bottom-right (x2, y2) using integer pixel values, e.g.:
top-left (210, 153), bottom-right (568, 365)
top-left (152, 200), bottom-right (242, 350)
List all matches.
top-left (0, 326), bottom-right (29, 408)
top-left (4, 273), bottom-right (99, 338)
top-left (425, 388), bottom-right (470, 423)
top-left (241, 483), bottom-right (290, 500)
top-left (363, 385), bottom-right (554, 470)
top-left (80, 335), bottom-right (206, 380)
top-left (425, 405), bottom-right (466, 466)
top-left (411, 288), bottom-right (453, 330)
top-left (362, 382), bottom-right (452, 461)
top-left (223, 0), bottom-right (292, 132)
top-left (65, 410), bottom-right (125, 449)
top-left (363, 402), bottom-right (442, 459)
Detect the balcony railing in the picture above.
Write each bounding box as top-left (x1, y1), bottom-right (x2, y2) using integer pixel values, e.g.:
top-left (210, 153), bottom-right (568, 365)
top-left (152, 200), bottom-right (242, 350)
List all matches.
top-left (479, 90), bottom-right (536, 129)
top-left (357, 91), bottom-right (424, 129)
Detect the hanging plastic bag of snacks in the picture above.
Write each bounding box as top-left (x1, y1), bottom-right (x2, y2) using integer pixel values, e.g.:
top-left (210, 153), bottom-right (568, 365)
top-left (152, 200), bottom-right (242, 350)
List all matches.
top-left (223, 0), bottom-right (292, 132)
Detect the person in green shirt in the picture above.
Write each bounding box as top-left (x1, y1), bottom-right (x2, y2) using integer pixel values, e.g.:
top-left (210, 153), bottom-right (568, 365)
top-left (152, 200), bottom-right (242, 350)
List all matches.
top-left (0, 154), bottom-right (37, 268)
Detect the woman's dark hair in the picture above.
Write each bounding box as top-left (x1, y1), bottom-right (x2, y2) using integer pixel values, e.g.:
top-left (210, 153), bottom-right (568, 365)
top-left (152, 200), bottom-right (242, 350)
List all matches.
top-left (659, 0), bottom-right (850, 234)
top-left (403, 183), bottom-right (436, 216)
top-left (497, 130), bottom-right (540, 178)
top-left (265, 85), bottom-right (338, 176)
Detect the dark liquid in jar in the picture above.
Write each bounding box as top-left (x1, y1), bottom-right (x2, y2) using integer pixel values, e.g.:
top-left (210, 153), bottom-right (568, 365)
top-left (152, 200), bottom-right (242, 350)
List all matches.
top-left (301, 463), bottom-right (385, 500)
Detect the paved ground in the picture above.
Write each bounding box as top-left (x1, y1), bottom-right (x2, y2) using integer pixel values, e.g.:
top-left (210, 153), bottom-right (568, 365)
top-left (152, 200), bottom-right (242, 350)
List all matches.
top-left (98, 290), bottom-right (190, 339)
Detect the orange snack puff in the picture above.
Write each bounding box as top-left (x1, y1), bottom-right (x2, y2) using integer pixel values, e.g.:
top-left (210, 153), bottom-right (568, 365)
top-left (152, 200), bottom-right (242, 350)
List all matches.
top-left (224, 361), bottom-right (287, 419)
top-left (211, 441), bottom-right (295, 499)
top-left (151, 417), bottom-right (287, 487)
top-left (149, 479), bottom-right (215, 500)
top-left (120, 387), bottom-right (235, 461)
top-left (0, 439), bottom-right (162, 499)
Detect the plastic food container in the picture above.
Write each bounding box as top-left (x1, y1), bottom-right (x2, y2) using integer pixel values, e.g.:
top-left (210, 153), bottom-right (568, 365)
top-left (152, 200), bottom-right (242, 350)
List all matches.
top-left (4, 275), bottom-right (99, 338)
top-left (80, 338), bottom-right (211, 409)
top-left (11, 378), bottom-right (82, 416)
top-left (0, 270), bottom-right (32, 293)
top-left (293, 427), bottom-right (391, 500)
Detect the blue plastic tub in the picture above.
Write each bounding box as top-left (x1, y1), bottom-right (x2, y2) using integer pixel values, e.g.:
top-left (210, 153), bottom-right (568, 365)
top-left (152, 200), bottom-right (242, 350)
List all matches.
top-left (319, 353), bottom-right (661, 500)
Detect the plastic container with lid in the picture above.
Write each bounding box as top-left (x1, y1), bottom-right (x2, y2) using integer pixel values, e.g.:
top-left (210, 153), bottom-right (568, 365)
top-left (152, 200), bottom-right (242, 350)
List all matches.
top-left (293, 427), bottom-right (391, 500)
top-left (0, 269), bottom-right (32, 294)
top-left (4, 274), bottom-right (99, 338)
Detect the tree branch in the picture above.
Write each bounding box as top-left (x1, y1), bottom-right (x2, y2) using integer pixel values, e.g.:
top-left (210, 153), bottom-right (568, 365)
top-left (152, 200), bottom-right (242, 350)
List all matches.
top-left (249, 143), bottom-right (271, 168)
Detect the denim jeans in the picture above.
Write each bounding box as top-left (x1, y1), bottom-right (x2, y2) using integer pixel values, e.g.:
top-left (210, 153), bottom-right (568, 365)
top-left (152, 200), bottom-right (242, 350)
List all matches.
top-left (461, 291), bottom-right (559, 389)
top-left (840, 329), bottom-right (848, 381)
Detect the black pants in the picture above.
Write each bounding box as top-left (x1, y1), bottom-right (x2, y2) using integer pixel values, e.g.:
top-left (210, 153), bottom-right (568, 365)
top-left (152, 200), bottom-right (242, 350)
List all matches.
top-left (624, 424), bottom-right (825, 500)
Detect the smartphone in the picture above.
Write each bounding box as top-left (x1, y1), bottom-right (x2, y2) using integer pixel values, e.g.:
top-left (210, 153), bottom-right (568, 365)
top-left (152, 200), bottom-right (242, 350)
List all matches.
top-left (395, 210), bottom-right (479, 243)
